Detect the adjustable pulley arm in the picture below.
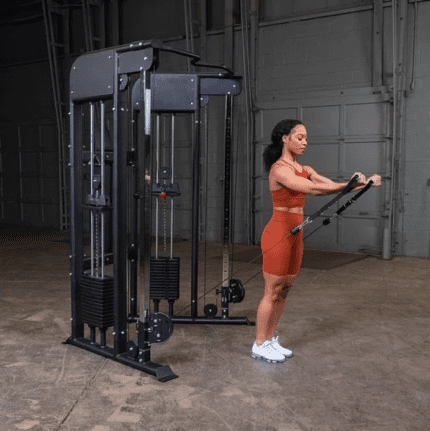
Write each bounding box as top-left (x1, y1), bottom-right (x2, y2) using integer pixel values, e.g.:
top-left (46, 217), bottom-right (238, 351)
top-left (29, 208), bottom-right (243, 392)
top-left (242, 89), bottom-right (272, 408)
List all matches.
top-left (291, 174), bottom-right (359, 235)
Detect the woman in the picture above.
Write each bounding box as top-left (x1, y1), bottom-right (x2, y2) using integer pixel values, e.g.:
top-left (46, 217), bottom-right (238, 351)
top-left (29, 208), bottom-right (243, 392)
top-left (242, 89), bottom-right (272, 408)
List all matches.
top-left (251, 119), bottom-right (381, 363)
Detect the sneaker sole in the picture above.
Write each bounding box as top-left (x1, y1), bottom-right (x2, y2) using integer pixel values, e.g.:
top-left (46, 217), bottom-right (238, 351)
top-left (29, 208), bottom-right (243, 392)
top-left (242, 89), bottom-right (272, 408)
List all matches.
top-left (250, 352), bottom-right (286, 364)
top-left (280, 352), bottom-right (293, 358)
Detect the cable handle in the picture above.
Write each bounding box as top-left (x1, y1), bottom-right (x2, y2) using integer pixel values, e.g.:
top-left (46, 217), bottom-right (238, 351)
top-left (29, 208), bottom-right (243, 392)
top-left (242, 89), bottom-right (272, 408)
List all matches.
top-left (334, 180), bottom-right (374, 215)
top-left (291, 174), bottom-right (359, 235)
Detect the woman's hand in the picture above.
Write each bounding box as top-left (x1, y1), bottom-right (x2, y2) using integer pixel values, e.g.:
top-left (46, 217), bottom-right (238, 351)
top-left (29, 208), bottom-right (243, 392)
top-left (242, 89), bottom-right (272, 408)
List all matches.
top-left (352, 172), bottom-right (367, 187)
top-left (367, 174), bottom-right (382, 187)
top-left (352, 173), bottom-right (382, 192)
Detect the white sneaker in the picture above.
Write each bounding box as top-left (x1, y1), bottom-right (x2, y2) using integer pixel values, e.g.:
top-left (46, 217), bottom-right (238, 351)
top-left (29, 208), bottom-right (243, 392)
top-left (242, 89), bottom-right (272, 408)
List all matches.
top-left (270, 336), bottom-right (293, 358)
top-left (251, 340), bottom-right (286, 363)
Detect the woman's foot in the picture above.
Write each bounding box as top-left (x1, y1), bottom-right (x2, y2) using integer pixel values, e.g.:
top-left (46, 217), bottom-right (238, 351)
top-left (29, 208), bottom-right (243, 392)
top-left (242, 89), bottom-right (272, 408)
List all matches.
top-left (269, 336), bottom-right (293, 358)
top-left (251, 340), bottom-right (286, 363)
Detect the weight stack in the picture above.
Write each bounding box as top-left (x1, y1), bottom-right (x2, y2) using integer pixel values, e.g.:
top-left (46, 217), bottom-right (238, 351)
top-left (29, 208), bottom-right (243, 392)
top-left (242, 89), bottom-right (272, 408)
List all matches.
top-left (150, 257), bottom-right (180, 301)
top-left (80, 274), bottom-right (114, 328)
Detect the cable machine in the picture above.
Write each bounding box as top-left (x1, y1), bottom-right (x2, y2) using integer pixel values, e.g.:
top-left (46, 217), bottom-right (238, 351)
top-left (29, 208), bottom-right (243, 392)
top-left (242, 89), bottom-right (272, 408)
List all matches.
top-left (66, 39), bottom-right (252, 382)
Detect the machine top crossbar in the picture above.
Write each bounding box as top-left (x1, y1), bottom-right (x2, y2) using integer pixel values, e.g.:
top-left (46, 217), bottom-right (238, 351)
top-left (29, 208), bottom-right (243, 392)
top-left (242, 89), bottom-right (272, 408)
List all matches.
top-left (70, 38), bottom-right (237, 102)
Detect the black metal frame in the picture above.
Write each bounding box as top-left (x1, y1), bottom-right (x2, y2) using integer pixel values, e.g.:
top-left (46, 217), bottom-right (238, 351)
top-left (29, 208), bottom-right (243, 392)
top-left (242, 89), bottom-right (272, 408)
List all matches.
top-left (66, 39), bottom-right (252, 383)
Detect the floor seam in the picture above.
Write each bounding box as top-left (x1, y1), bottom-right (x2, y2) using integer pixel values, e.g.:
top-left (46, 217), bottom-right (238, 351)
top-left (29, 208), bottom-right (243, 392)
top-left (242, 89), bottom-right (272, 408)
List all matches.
top-left (54, 357), bottom-right (107, 431)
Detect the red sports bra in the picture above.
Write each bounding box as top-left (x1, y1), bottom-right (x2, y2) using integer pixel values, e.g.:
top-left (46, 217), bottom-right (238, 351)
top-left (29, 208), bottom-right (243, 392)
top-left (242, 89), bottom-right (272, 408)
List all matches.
top-left (270, 163), bottom-right (310, 208)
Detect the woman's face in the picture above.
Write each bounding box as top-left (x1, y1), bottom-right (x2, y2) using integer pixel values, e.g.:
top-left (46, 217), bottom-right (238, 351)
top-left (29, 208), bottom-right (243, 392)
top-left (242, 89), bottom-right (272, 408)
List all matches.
top-left (283, 124), bottom-right (308, 157)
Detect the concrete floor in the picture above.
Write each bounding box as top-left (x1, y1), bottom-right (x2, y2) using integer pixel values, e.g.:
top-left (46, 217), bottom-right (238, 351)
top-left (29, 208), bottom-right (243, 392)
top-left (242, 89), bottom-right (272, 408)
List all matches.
top-left (0, 224), bottom-right (429, 431)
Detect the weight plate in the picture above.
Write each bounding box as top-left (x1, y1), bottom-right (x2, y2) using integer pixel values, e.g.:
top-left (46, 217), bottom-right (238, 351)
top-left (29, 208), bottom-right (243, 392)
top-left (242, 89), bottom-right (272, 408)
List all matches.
top-left (229, 279), bottom-right (245, 303)
top-left (204, 303), bottom-right (218, 317)
top-left (147, 312), bottom-right (173, 344)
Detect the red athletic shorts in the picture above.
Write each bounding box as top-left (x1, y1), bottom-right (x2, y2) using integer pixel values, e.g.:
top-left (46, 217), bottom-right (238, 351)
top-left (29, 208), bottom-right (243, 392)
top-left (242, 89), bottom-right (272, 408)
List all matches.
top-left (261, 210), bottom-right (304, 276)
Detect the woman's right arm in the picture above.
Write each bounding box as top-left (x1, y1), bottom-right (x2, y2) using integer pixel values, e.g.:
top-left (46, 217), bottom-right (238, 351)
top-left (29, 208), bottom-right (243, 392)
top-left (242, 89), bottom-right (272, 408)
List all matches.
top-left (272, 165), bottom-right (365, 196)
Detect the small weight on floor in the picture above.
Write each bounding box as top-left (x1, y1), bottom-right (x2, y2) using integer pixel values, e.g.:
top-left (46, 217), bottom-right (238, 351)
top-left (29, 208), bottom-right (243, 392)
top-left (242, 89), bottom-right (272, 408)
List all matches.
top-left (204, 303), bottom-right (218, 317)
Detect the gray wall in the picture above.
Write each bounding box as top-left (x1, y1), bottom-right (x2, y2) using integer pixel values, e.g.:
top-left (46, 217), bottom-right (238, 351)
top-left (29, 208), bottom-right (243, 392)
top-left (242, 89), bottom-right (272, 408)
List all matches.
top-left (0, 0), bottom-right (429, 258)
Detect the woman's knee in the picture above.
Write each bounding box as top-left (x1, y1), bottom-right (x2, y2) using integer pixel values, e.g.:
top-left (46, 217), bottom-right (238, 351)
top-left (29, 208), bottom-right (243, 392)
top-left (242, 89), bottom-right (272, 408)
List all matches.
top-left (278, 283), bottom-right (291, 300)
top-left (275, 276), bottom-right (296, 301)
top-left (263, 272), bottom-right (296, 302)
top-left (270, 282), bottom-right (289, 302)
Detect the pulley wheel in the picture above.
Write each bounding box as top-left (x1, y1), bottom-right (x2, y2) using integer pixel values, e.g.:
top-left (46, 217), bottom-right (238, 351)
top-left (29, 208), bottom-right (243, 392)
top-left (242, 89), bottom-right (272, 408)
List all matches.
top-left (147, 312), bottom-right (174, 344)
top-left (204, 303), bottom-right (218, 317)
top-left (228, 279), bottom-right (245, 304)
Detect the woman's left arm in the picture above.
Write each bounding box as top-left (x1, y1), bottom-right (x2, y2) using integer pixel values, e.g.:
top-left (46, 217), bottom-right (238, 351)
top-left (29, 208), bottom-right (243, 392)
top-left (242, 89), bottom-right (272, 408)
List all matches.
top-left (305, 165), bottom-right (381, 193)
top-left (304, 165), bottom-right (336, 185)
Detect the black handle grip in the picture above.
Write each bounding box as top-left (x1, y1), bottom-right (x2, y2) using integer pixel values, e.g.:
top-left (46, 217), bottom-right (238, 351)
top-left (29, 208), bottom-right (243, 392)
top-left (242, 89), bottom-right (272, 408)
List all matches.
top-left (334, 180), bottom-right (374, 216)
top-left (345, 174), bottom-right (359, 193)
top-left (291, 226), bottom-right (301, 235)
top-left (355, 180), bottom-right (373, 198)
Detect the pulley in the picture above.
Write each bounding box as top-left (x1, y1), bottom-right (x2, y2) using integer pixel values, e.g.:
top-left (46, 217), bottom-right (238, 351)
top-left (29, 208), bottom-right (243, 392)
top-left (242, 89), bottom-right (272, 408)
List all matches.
top-left (227, 279), bottom-right (245, 303)
top-left (215, 278), bottom-right (245, 305)
top-left (147, 312), bottom-right (174, 344)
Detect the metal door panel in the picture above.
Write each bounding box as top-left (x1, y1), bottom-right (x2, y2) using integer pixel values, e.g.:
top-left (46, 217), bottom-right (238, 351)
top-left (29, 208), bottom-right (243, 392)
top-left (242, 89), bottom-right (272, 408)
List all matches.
top-left (341, 216), bottom-right (381, 252)
top-left (40, 125), bottom-right (57, 152)
top-left (19, 126), bottom-right (40, 151)
top-left (22, 203), bottom-right (42, 224)
top-left (3, 202), bottom-right (20, 224)
top-left (302, 105), bottom-right (340, 136)
top-left (302, 221), bottom-right (337, 250)
top-left (304, 194), bottom-right (337, 219)
top-left (1, 128), bottom-right (18, 154)
top-left (301, 143), bottom-right (340, 175)
top-left (2, 152), bottom-right (20, 177)
top-left (3, 178), bottom-right (20, 202)
top-left (2, 152), bottom-right (20, 202)
top-left (22, 178), bottom-right (41, 201)
top-left (43, 204), bottom-right (59, 225)
top-left (21, 152), bottom-right (40, 176)
top-left (345, 103), bottom-right (388, 136)
top-left (344, 140), bottom-right (387, 174)
top-left (257, 108), bottom-right (298, 140)
top-left (42, 178), bottom-right (59, 204)
top-left (41, 152), bottom-right (59, 177)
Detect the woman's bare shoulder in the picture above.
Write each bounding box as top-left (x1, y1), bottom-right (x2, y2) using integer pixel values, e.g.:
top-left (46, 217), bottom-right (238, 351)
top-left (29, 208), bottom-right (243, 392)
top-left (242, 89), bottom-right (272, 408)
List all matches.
top-left (270, 162), bottom-right (295, 179)
top-left (271, 160), bottom-right (296, 172)
top-left (269, 162), bottom-right (296, 190)
top-left (302, 164), bottom-right (315, 173)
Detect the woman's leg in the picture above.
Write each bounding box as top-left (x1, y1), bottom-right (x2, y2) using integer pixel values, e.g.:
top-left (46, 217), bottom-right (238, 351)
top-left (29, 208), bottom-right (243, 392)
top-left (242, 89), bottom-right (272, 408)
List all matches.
top-left (266, 274), bottom-right (298, 340)
top-left (255, 272), bottom-right (288, 345)
top-left (258, 211), bottom-right (303, 345)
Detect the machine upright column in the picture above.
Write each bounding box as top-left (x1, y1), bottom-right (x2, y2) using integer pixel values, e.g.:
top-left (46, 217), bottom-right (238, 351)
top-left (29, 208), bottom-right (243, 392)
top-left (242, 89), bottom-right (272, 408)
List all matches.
top-left (113, 57), bottom-right (129, 356)
top-left (191, 104), bottom-right (200, 319)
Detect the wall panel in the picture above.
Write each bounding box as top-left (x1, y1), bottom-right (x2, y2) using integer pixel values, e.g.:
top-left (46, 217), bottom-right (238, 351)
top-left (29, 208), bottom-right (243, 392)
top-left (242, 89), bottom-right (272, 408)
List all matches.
top-left (0, 125), bottom-right (59, 228)
top-left (258, 10), bottom-right (373, 97)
